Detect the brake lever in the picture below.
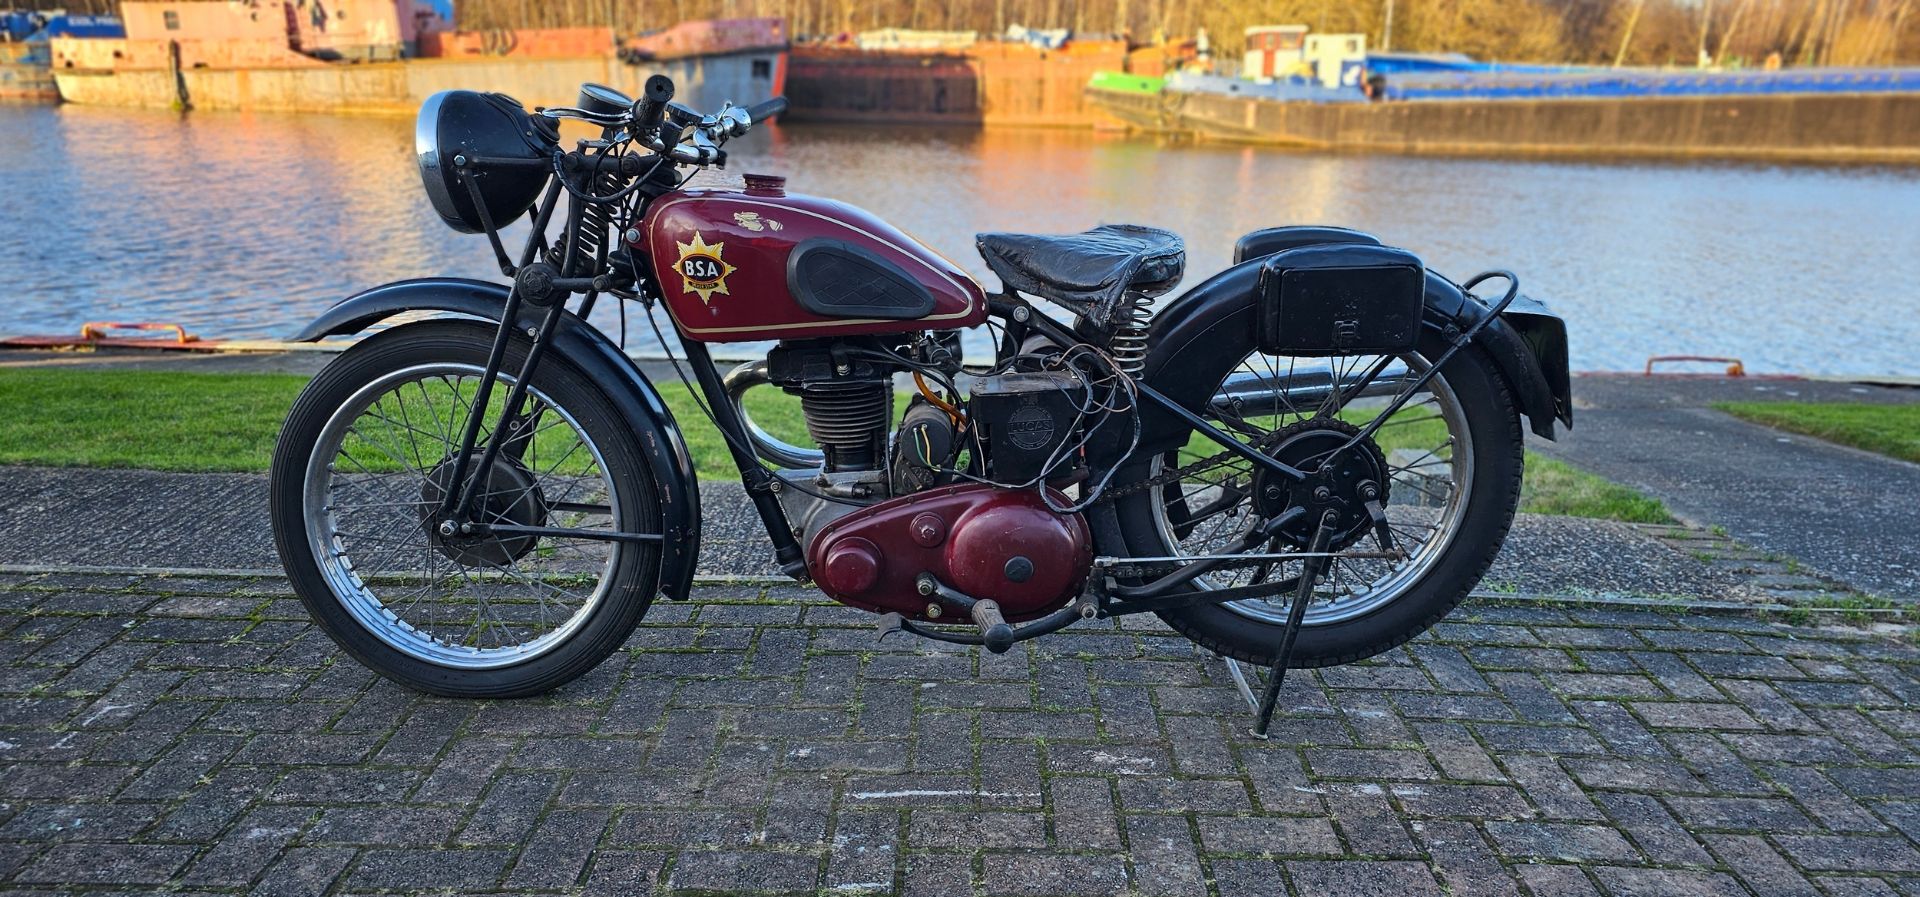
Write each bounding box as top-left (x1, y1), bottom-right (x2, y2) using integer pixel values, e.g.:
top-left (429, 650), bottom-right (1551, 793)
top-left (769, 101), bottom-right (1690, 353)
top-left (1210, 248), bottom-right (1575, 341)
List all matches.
top-left (718, 106), bottom-right (752, 138)
top-left (664, 101), bottom-right (701, 128)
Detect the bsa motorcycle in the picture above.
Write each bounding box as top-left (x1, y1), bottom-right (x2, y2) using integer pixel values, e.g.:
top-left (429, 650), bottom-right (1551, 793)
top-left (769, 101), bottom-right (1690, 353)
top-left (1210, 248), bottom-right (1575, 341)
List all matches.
top-left (270, 76), bottom-right (1571, 733)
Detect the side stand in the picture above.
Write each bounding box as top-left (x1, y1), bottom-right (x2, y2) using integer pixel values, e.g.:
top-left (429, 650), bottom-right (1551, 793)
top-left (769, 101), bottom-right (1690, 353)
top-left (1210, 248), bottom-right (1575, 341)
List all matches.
top-left (1249, 509), bottom-right (1339, 739)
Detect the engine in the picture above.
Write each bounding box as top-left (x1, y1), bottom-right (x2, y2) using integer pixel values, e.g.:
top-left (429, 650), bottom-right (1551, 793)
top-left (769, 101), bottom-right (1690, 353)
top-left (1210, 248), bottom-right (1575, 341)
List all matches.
top-left (763, 335), bottom-right (1101, 622)
top-left (762, 341), bottom-right (898, 511)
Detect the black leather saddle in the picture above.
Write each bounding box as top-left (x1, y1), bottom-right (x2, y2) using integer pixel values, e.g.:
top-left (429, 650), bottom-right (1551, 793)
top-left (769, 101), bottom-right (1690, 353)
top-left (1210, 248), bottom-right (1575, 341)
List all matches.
top-left (975, 224), bottom-right (1186, 326)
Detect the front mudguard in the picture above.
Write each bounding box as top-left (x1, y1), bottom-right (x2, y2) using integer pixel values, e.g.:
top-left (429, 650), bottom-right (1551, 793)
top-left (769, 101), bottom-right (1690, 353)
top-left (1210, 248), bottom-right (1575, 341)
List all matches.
top-left (1131, 262), bottom-right (1573, 459)
top-left (291, 278), bottom-right (702, 601)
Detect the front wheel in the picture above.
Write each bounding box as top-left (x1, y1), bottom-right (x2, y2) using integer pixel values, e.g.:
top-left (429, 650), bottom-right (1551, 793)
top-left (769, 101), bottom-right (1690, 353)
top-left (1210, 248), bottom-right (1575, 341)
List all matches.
top-left (269, 320), bottom-right (662, 697)
top-left (1114, 338), bottom-right (1524, 667)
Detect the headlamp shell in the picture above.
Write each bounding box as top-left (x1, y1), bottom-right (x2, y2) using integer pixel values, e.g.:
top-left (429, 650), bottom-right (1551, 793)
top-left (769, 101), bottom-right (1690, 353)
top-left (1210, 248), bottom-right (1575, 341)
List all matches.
top-left (415, 90), bottom-right (557, 234)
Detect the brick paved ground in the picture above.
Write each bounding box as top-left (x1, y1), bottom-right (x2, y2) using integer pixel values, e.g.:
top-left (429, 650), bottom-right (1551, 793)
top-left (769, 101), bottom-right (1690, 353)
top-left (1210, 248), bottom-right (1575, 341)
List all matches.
top-left (2, 571), bottom-right (1919, 896)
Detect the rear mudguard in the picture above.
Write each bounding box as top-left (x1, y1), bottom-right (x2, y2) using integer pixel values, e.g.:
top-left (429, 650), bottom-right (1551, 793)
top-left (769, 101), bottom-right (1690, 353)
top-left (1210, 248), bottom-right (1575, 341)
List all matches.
top-left (1131, 261), bottom-right (1574, 460)
top-left (290, 277), bottom-right (702, 601)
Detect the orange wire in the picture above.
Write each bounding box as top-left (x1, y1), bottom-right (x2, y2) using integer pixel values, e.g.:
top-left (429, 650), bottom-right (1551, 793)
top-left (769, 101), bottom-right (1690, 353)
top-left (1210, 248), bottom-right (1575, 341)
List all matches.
top-left (913, 372), bottom-right (965, 426)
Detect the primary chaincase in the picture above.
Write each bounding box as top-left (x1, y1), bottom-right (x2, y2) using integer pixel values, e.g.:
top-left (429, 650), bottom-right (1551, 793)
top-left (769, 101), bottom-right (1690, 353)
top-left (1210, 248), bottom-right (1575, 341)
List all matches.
top-left (806, 483), bottom-right (1092, 622)
top-left (1251, 417), bottom-right (1391, 552)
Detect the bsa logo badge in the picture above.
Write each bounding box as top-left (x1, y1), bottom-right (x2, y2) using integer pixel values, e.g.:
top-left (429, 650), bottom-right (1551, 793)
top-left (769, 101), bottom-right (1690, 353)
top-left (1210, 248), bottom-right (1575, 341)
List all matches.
top-left (673, 233), bottom-right (737, 305)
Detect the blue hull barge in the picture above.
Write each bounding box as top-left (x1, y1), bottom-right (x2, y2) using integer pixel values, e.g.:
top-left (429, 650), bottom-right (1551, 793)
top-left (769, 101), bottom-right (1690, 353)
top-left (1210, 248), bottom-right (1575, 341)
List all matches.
top-left (1088, 47), bottom-right (1920, 164)
top-left (0, 13), bottom-right (120, 103)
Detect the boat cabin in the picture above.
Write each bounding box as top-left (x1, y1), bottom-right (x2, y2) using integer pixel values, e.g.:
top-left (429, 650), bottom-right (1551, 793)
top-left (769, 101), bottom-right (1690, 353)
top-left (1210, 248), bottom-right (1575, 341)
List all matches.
top-left (1304, 32), bottom-right (1367, 88)
top-left (1242, 25), bottom-right (1306, 82)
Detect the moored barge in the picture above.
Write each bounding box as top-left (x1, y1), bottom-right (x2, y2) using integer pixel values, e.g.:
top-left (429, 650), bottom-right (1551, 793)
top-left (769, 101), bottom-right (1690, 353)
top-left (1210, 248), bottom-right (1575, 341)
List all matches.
top-left (49, 2), bottom-right (785, 115)
top-left (2, 12), bottom-right (121, 103)
top-left (1085, 25), bottom-right (1920, 163)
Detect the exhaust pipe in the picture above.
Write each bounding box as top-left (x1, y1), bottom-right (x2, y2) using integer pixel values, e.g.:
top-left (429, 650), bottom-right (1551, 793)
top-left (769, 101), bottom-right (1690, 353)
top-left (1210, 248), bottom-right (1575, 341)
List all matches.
top-left (723, 360), bottom-right (826, 470)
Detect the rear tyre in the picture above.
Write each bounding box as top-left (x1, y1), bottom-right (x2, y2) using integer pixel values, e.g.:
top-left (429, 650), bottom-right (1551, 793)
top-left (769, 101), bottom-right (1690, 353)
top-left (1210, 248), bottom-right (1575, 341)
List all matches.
top-left (269, 321), bottom-right (661, 697)
top-left (1115, 339), bottom-right (1524, 668)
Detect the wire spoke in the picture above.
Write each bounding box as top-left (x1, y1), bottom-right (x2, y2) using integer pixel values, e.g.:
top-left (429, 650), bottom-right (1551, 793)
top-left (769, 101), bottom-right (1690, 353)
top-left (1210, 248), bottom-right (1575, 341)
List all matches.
top-left (1152, 346), bottom-right (1476, 626)
top-left (299, 365), bottom-right (648, 667)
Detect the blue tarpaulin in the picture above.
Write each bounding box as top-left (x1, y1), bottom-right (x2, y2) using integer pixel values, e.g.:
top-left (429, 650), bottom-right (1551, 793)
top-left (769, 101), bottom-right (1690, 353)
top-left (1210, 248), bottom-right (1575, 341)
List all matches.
top-left (1365, 52), bottom-right (1584, 77)
top-left (1, 11), bottom-right (40, 40)
top-left (37, 15), bottom-right (126, 39)
top-left (1381, 66), bottom-right (1920, 101)
top-left (1360, 52), bottom-right (1920, 102)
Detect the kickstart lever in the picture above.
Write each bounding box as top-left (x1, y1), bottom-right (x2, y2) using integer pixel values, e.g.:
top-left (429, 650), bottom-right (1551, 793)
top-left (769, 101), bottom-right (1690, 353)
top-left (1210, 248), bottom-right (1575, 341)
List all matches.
top-left (916, 574), bottom-right (1016, 654)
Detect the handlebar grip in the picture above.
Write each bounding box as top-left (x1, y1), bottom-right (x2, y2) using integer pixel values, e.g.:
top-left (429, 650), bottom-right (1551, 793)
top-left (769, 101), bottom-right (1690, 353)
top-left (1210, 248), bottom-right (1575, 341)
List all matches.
top-left (632, 74), bottom-right (674, 133)
top-left (744, 96), bottom-right (789, 124)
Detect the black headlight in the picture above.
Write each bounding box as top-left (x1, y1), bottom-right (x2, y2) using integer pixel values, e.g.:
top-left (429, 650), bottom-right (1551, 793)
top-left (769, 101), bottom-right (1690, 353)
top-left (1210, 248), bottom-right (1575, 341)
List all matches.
top-left (415, 90), bottom-right (557, 234)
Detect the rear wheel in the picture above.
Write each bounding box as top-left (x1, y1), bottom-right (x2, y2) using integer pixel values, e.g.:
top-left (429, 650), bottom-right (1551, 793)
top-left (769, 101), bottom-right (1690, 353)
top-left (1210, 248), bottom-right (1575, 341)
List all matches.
top-left (269, 321), bottom-right (661, 697)
top-left (1115, 338), bottom-right (1523, 667)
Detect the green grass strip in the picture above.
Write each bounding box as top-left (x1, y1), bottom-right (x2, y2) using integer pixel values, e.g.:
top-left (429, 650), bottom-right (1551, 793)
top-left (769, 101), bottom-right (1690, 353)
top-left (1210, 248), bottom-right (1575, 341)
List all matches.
top-left (0, 366), bottom-right (811, 474)
top-left (0, 366), bottom-right (1669, 523)
top-left (1714, 400), bottom-right (1920, 465)
top-left (1519, 455), bottom-right (1675, 524)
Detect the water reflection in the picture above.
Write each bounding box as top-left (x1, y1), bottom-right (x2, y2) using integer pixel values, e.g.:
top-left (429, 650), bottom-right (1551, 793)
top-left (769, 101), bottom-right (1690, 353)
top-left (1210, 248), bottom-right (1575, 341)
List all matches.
top-left (2, 104), bottom-right (1917, 374)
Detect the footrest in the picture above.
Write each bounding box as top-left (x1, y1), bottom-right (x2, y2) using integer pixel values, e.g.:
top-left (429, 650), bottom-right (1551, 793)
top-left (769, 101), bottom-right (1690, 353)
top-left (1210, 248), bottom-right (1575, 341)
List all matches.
top-left (970, 599), bottom-right (1015, 654)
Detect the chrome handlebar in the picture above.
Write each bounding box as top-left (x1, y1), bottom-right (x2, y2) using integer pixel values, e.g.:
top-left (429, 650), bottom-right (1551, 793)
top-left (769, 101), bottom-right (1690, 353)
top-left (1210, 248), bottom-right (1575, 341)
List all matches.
top-left (537, 105), bottom-right (627, 127)
top-left (539, 95), bottom-right (760, 167)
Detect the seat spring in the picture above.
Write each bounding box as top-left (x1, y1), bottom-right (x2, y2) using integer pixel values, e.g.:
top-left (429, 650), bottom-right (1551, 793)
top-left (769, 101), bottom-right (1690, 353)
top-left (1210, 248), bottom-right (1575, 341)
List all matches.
top-left (1110, 292), bottom-right (1155, 375)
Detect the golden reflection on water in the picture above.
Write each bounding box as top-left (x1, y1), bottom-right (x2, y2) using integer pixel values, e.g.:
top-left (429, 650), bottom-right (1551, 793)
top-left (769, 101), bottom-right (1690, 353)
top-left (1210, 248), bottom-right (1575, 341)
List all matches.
top-left (2, 104), bottom-right (1917, 374)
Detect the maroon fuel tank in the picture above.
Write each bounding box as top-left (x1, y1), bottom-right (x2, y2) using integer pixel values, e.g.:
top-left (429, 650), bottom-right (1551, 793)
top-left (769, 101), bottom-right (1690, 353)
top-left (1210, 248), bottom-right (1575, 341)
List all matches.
top-left (808, 484), bottom-right (1092, 623)
top-left (636, 175), bottom-right (987, 342)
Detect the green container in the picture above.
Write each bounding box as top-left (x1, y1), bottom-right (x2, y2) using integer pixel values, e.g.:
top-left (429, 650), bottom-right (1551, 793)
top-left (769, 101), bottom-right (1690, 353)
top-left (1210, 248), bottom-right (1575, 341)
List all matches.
top-left (1087, 71), bottom-right (1164, 95)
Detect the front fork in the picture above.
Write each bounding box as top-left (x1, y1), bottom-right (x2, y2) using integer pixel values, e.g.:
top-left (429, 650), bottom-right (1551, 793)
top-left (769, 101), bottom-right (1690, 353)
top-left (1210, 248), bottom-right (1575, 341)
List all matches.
top-left (424, 152), bottom-right (687, 557)
top-left (435, 292), bottom-right (566, 527)
top-left (434, 173), bottom-right (574, 531)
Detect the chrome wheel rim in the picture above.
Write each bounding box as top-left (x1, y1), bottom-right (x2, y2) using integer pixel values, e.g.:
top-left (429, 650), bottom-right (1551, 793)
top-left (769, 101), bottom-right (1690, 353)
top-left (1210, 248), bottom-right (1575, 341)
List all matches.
top-left (302, 362), bottom-right (621, 669)
top-left (1148, 351), bottom-right (1475, 627)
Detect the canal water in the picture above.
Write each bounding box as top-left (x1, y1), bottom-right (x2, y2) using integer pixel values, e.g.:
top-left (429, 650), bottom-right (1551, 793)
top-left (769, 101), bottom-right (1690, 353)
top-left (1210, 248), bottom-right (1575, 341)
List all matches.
top-left (3, 103), bottom-right (1917, 375)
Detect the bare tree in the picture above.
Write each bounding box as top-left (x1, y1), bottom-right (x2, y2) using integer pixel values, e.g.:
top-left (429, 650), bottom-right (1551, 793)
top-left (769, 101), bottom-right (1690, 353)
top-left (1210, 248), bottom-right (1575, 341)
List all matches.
top-left (21, 0), bottom-right (1916, 65)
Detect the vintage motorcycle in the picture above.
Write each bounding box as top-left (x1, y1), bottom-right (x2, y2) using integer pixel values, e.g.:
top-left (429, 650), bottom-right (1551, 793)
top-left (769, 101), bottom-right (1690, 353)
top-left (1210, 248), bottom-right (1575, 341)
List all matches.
top-left (270, 76), bottom-right (1571, 733)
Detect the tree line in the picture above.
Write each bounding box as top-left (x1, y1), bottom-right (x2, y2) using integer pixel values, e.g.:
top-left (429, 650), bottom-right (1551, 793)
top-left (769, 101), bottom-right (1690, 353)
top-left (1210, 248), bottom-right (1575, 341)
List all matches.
top-left (22, 0), bottom-right (1917, 66)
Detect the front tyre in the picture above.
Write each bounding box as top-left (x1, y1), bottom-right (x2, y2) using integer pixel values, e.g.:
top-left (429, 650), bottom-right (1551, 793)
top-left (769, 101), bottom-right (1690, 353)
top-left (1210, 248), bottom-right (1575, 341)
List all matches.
top-left (1115, 339), bottom-right (1524, 667)
top-left (269, 321), bottom-right (662, 697)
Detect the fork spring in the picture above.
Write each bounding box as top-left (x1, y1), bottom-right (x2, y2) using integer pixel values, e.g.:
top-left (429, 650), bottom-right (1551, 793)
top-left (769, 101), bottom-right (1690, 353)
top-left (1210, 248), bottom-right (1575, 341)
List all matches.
top-left (552, 171), bottom-right (623, 276)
